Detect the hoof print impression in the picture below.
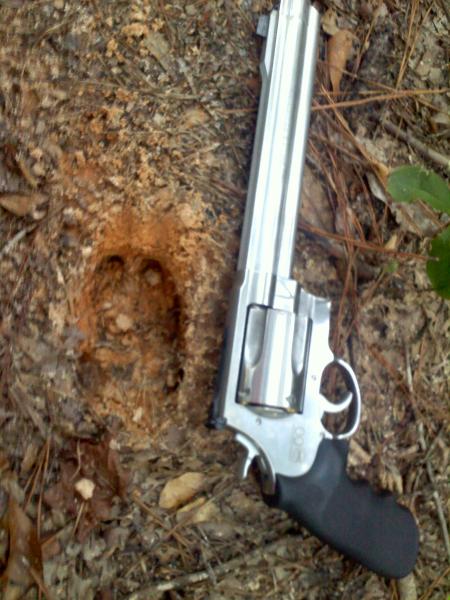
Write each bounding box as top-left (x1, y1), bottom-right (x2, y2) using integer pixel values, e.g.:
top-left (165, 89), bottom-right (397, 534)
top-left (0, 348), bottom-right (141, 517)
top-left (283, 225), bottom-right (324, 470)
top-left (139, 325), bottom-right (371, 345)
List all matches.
top-left (76, 214), bottom-right (184, 438)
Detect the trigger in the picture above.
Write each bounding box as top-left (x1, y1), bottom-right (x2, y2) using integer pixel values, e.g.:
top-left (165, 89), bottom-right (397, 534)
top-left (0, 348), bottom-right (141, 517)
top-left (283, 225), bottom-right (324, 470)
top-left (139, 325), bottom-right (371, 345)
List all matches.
top-left (322, 391), bottom-right (353, 414)
top-left (235, 433), bottom-right (259, 479)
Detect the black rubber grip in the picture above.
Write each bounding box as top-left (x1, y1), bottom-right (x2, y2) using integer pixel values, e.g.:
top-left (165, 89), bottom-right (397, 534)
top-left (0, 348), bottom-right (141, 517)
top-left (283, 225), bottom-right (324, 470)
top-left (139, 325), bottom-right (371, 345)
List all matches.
top-left (265, 439), bottom-right (419, 578)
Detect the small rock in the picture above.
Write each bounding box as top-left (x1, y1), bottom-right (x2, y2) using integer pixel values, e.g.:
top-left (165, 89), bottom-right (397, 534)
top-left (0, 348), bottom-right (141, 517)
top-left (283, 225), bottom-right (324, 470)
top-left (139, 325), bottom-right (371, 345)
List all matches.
top-left (132, 407), bottom-right (143, 423)
top-left (176, 496), bottom-right (205, 521)
top-left (143, 268), bottom-right (162, 286)
top-left (200, 521), bottom-right (237, 541)
top-left (32, 162), bottom-right (46, 177)
top-left (75, 478), bottom-right (95, 501)
top-left (115, 313), bottom-right (133, 332)
top-left (159, 472), bottom-right (204, 510)
top-left (176, 497), bottom-right (219, 524)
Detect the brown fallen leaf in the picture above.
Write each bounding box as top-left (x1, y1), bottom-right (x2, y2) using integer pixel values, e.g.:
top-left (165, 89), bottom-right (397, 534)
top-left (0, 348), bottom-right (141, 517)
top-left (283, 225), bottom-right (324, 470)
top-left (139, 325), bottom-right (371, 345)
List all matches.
top-left (327, 30), bottom-right (354, 93)
top-left (0, 498), bottom-right (43, 600)
top-left (159, 472), bottom-right (204, 510)
top-left (0, 192), bottom-right (46, 217)
top-left (141, 30), bottom-right (172, 71)
top-left (44, 435), bottom-right (129, 542)
top-left (300, 165), bottom-right (333, 232)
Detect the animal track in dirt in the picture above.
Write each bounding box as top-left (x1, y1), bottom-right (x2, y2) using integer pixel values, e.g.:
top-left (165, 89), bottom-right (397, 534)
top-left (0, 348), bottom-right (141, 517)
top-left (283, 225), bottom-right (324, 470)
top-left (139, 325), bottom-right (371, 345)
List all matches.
top-left (74, 210), bottom-right (189, 441)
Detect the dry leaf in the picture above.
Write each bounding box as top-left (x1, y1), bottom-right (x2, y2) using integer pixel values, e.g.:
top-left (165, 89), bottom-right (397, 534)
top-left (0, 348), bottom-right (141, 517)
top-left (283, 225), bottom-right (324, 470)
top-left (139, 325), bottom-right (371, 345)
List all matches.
top-left (300, 165), bottom-right (333, 231)
top-left (159, 472), bottom-right (204, 510)
top-left (142, 31), bottom-right (171, 70)
top-left (327, 30), bottom-right (354, 93)
top-left (0, 193), bottom-right (46, 217)
top-left (121, 23), bottom-right (149, 38)
top-left (321, 8), bottom-right (339, 35)
top-left (0, 498), bottom-right (42, 600)
top-left (44, 436), bottom-right (129, 542)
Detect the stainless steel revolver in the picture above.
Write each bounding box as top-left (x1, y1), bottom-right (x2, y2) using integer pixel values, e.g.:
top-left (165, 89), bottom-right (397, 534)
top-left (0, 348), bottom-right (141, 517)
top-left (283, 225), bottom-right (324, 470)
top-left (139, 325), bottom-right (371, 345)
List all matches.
top-left (211, 0), bottom-right (418, 579)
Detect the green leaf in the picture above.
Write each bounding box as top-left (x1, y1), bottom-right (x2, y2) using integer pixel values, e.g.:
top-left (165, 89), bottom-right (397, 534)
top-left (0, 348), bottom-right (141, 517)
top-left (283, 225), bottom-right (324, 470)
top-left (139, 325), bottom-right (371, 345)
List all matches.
top-left (426, 226), bottom-right (450, 299)
top-left (384, 259), bottom-right (399, 274)
top-left (387, 165), bottom-right (450, 216)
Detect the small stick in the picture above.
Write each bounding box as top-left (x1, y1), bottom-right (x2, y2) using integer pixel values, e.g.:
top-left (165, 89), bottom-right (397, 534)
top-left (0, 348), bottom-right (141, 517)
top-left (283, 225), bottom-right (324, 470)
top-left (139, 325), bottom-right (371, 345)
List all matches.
top-left (24, 443), bottom-right (46, 510)
top-left (299, 222), bottom-right (429, 261)
top-left (133, 535), bottom-right (299, 596)
top-left (383, 121), bottom-right (450, 172)
top-left (417, 424), bottom-right (450, 562)
top-left (72, 502), bottom-right (85, 538)
top-left (432, 490), bottom-right (450, 562)
top-left (28, 565), bottom-right (56, 600)
top-left (0, 225), bottom-right (36, 258)
top-left (418, 565), bottom-right (450, 600)
top-left (131, 491), bottom-right (190, 549)
top-left (312, 88), bottom-right (449, 112)
top-left (37, 438), bottom-right (51, 541)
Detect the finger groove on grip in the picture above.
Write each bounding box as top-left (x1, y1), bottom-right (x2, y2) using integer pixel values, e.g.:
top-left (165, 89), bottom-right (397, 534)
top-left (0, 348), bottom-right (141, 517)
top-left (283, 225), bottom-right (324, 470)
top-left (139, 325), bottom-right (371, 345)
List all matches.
top-left (265, 439), bottom-right (419, 578)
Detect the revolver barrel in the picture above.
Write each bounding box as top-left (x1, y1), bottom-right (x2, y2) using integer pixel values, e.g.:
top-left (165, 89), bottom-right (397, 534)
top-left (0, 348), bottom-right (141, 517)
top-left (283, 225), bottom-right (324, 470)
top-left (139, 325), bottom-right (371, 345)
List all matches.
top-left (238, 0), bottom-right (319, 279)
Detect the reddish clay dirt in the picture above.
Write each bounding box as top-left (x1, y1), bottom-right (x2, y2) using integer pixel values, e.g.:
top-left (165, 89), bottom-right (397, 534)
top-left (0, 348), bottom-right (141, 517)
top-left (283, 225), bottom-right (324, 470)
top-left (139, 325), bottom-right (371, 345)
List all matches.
top-left (70, 198), bottom-right (226, 442)
top-left (75, 215), bottom-right (183, 438)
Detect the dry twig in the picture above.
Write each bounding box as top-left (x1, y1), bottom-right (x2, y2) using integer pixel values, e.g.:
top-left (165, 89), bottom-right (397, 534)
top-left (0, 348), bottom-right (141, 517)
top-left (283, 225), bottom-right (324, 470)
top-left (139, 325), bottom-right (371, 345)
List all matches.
top-left (131, 534), bottom-right (300, 597)
top-left (417, 423), bottom-right (450, 562)
top-left (0, 225), bottom-right (37, 258)
top-left (299, 222), bottom-right (428, 261)
top-left (312, 88), bottom-right (449, 112)
top-left (383, 121), bottom-right (450, 172)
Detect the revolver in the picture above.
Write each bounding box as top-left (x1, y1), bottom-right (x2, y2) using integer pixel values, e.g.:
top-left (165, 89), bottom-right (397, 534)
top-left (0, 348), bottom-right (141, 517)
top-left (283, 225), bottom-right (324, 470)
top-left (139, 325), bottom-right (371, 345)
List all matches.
top-left (211, 0), bottom-right (418, 579)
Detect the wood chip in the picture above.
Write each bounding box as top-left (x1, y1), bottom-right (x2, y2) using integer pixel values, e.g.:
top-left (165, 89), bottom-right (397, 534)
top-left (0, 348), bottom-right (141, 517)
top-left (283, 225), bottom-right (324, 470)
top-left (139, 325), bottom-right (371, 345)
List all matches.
top-left (0, 192), bottom-right (46, 217)
top-left (159, 472), bottom-right (204, 510)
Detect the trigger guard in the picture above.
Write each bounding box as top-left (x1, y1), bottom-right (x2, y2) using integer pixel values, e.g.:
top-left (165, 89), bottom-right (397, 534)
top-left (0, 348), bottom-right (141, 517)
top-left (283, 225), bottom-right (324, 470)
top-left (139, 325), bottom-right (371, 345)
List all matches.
top-left (322, 391), bottom-right (353, 414)
top-left (322, 358), bottom-right (362, 440)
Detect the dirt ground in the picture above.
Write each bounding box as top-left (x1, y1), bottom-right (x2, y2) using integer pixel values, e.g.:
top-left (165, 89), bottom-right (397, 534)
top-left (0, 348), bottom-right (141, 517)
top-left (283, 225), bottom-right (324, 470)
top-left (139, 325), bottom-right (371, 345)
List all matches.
top-left (0, 0), bottom-right (449, 598)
